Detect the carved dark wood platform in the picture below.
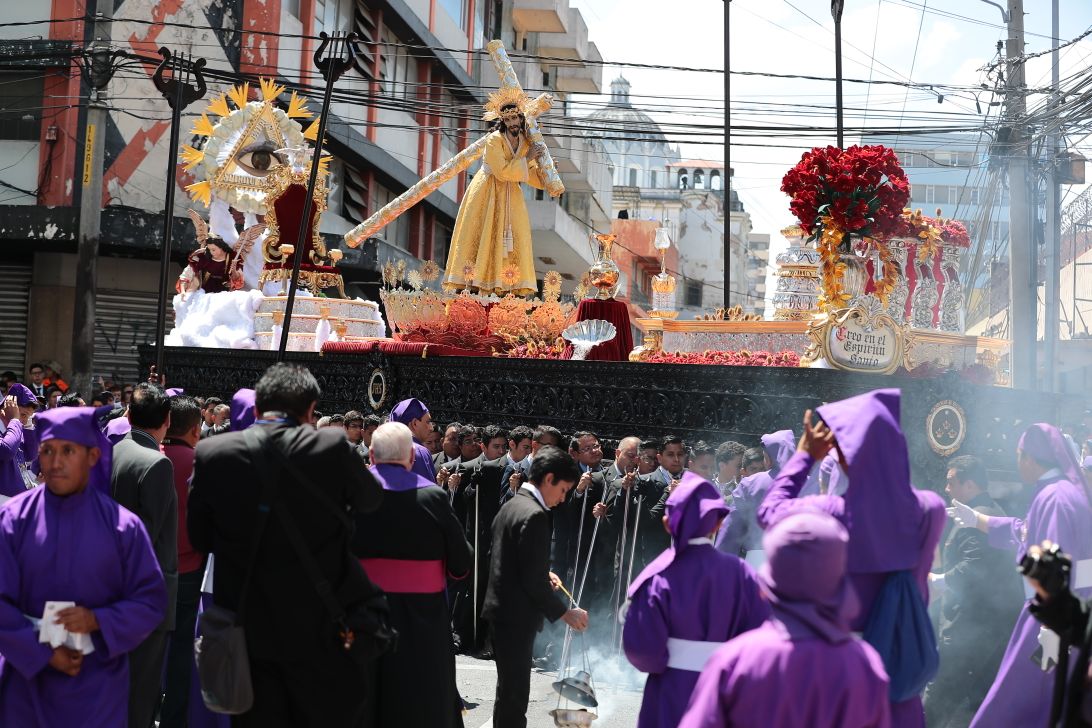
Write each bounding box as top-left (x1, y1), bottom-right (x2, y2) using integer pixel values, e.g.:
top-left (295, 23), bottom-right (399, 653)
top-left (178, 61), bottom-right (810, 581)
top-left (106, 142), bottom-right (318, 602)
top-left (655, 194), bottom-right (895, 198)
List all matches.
top-left (143, 345), bottom-right (1057, 489)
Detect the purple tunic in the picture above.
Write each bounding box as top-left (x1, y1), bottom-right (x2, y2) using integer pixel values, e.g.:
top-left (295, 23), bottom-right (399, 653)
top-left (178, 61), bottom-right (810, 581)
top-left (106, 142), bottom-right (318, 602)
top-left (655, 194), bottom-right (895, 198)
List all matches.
top-left (756, 389), bottom-right (946, 728)
top-left (0, 421), bottom-right (38, 498)
top-left (624, 474), bottom-right (770, 728)
top-left (370, 462), bottom-right (434, 491)
top-left (411, 440), bottom-right (437, 482)
top-left (970, 425), bottom-right (1092, 727)
top-left (678, 620), bottom-right (891, 728)
top-left (681, 511), bottom-right (890, 728)
top-left (716, 430), bottom-right (795, 555)
top-left (0, 486), bottom-right (167, 727)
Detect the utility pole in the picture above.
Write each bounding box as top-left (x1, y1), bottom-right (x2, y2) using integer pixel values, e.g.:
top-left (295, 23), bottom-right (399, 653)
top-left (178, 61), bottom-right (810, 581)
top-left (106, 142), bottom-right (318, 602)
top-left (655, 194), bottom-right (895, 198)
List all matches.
top-left (71, 1), bottom-right (113, 399)
top-left (1043, 0), bottom-right (1061, 391)
top-left (1005, 0), bottom-right (1036, 390)
top-left (723, 0), bottom-right (731, 309)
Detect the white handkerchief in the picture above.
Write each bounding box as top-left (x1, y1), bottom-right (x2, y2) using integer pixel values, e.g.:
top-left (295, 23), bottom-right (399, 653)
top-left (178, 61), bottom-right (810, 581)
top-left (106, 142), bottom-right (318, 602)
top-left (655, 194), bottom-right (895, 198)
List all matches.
top-left (38, 601), bottom-right (95, 655)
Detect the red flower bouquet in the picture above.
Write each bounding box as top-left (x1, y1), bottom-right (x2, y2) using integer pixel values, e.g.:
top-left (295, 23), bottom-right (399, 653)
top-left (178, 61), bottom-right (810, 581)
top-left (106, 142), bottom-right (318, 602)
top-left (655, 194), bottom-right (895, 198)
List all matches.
top-left (939, 219), bottom-right (970, 247)
top-left (781, 145), bottom-right (910, 250)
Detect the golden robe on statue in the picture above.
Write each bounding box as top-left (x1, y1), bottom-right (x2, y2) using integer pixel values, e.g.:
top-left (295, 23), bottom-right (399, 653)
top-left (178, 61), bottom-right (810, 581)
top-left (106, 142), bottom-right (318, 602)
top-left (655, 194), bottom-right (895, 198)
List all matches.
top-left (443, 130), bottom-right (545, 295)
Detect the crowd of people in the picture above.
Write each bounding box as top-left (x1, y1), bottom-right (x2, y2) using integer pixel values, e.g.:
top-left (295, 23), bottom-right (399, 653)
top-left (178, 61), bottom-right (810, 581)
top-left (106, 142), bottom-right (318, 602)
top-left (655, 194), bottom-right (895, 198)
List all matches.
top-left (1, 359), bottom-right (1091, 727)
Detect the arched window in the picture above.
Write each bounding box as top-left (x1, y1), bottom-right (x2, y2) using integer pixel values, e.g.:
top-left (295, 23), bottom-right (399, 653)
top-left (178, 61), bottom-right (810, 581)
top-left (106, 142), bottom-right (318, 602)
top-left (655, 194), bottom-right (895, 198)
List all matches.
top-left (710, 170), bottom-right (722, 190)
top-left (678, 168), bottom-right (689, 189)
top-left (693, 169), bottom-right (704, 189)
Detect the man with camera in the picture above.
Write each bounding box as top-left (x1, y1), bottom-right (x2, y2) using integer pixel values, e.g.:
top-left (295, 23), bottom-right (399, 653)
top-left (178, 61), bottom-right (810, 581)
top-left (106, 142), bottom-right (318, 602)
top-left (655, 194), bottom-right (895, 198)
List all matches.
top-left (953, 423), bottom-right (1092, 728)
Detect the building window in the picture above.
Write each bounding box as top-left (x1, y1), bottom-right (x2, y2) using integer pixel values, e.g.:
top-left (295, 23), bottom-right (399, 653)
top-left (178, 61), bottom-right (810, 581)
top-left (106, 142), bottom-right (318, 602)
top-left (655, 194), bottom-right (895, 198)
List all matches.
top-left (284, 0), bottom-right (299, 17)
top-left (710, 170), bottom-right (722, 190)
top-left (433, 222), bottom-right (452, 267)
top-left (650, 170), bottom-right (657, 188)
top-left (685, 280), bottom-right (703, 307)
top-left (969, 188), bottom-right (980, 205)
top-left (382, 30), bottom-right (417, 100)
top-left (374, 183), bottom-right (409, 251)
top-left (628, 167), bottom-right (638, 187)
top-left (678, 169), bottom-right (689, 189)
top-left (948, 187), bottom-right (959, 205)
top-left (924, 186), bottom-right (936, 204)
top-left (438, 0), bottom-right (467, 28)
top-left (693, 169), bottom-right (704, 189)
top-left (0, 73), bottom-right (43, 141)
top-left (900, 151), bottom-right (917, 167)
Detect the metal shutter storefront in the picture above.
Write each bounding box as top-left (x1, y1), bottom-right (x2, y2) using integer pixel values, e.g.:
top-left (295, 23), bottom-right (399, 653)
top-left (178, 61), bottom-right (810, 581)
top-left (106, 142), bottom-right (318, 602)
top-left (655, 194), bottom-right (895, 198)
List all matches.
top-left (0, 261), bottom-right (32, 376)
top-left (94, 290), bottom-right (173, 386)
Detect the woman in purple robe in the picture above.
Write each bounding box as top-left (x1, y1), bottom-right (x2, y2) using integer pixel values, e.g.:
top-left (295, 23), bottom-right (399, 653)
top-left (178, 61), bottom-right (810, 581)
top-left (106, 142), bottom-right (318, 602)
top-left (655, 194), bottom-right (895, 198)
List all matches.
top-left (624, 472), bottom-right (769, 728)
top-left (716, 429), bottom-right (795, 559)
top-left (966, 423), bottom-right (1092, 727)
top-left (755, 389), bottom-right (946, 728)
top-left (0, 384), bottom-right (40, 500)
top-left (679, 511), bottom-right (891, 728)
top-left (0, 407), bottom-right (167, 727)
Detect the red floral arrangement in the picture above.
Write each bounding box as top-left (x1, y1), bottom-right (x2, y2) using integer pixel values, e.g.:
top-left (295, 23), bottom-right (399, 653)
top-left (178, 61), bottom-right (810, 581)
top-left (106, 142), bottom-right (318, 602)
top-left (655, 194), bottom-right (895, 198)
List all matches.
top-left (781, 145), bottom-right (910, 247)
top-left (939, 219), bottom-right (970, 247)
top-left (644, 350), bottom-right (802, 367)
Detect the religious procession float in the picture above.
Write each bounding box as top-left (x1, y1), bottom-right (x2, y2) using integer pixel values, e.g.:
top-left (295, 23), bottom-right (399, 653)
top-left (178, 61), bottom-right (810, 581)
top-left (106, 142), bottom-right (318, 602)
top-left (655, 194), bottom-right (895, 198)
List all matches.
top-left (148, 40), bottom-right (1053, 491)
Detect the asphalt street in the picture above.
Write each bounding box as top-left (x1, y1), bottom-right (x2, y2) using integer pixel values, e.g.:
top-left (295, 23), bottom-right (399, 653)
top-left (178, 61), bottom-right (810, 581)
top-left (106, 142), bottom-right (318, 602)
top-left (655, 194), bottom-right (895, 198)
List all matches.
top-left (456, 653), bottom-right (645, 728)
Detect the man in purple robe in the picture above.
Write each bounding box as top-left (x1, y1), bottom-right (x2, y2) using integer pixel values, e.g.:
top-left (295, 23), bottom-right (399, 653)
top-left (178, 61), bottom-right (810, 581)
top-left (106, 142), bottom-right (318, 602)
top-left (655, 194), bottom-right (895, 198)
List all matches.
top-left (352, 422), bottom-right (472, 728)
top-left (0, 407), bottom-right (167, 727)
top-left (961, 423), bottom-right (1092, 727)
top-left (755, 389), bottom-right (946, 728)
top-left (0, 384), bottom-right (40, 501)
top-left (716, 429), bottom-right (795, 561)
top-left (389, 398), bottom-right (437, 483)
top-left (678, 510), bottom-right (891, 728)
top-left (624, 472), bottom-right (769, 728)
top-left (229, 388), bottom-right (256, 431)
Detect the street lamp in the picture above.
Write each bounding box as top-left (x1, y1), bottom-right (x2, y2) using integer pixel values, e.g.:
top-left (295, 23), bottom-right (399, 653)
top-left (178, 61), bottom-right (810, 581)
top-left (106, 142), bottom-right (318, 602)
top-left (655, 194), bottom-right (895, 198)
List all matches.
top-left (832, 0), bottom-right (844, 148)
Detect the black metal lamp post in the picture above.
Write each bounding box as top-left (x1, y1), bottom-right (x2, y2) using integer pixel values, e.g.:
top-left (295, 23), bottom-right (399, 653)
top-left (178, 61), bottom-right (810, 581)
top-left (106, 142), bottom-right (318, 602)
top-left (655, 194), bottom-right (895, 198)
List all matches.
top-left (832, 0), bottom-right (845, 148)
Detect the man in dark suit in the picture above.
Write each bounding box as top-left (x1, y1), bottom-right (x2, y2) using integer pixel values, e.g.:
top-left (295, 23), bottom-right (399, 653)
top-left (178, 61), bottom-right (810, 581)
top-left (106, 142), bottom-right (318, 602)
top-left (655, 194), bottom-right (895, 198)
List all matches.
top-left (501, 425), bottom-right (561, 506)
top-left (110, 382), bottom-right (177, 728)
top-left (556, 432), bottom-right (612, 591)
top-left (924, 455), bottom-right (1023, 727)
top-left (433, 421), bottom-right (463, 470)
top-left (188, 363), bottom-right (383, 727)
top-left (483, 446), bottom-right (589, 728)
top-left (459, 425), bottom-right (510, 655)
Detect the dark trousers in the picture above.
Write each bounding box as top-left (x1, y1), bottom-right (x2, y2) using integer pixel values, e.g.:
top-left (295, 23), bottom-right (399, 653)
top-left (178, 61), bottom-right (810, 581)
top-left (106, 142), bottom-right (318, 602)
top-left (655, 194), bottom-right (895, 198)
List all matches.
top-left (129, 629), bottom-right (170, 728)
top-left (232, 654), bottom-right (367, 728)
top-left (491, 619), bottom-right (537, 728)
top-left (160, 568), bottom-right (204, 728)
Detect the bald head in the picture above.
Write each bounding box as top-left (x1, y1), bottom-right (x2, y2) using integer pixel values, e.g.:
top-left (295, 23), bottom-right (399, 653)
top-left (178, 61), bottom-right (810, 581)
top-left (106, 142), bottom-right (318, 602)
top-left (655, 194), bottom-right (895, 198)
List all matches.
top-left (615, 436), bottom-right (642, 472)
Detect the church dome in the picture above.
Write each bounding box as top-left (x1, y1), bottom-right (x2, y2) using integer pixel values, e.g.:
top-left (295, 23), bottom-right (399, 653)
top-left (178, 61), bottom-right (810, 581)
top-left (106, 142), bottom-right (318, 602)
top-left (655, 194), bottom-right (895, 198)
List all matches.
top-left (587, 75), bottom-right (668, 144)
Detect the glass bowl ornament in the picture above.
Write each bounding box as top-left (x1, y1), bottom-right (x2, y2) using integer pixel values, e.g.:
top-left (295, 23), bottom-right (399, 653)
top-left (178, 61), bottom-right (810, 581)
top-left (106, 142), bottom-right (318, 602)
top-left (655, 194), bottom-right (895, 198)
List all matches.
top-left (588, 234), bottom-right (621, 299)
top-left (562, 319), bottom-right (617, 360)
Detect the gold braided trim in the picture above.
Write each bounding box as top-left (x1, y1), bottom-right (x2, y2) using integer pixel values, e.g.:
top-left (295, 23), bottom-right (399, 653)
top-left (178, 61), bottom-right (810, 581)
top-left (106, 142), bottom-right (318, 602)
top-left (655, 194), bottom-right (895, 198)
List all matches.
top-left (258, 268), bottom-right (346, 297)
